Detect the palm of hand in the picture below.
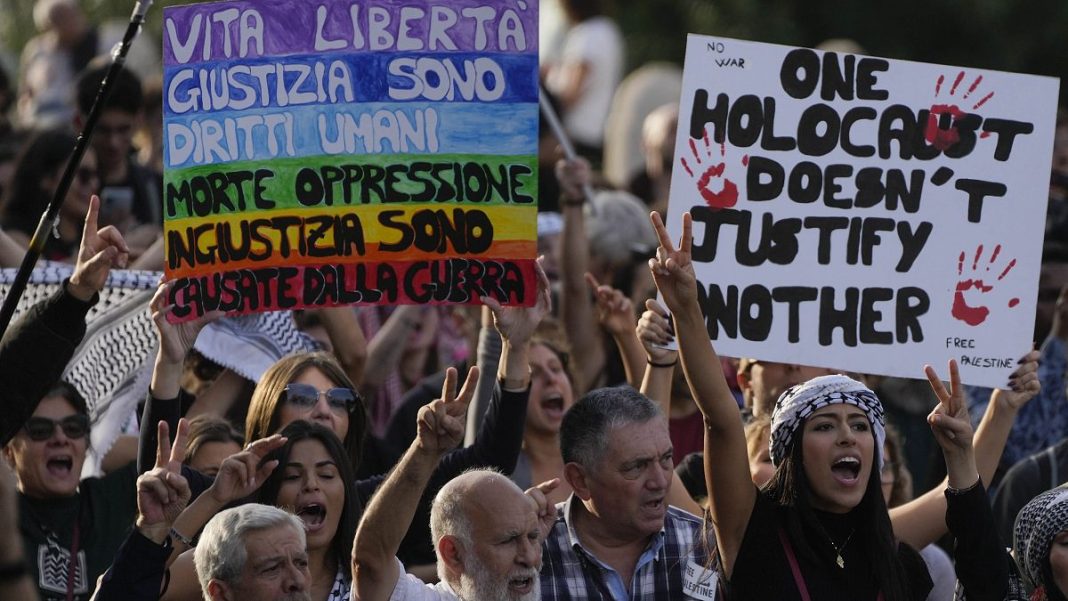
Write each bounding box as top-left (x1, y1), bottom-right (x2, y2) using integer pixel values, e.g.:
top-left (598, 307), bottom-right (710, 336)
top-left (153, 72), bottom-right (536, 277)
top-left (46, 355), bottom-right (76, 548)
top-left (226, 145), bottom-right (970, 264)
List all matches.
top-left (161, 323), bottom-right (201, 363)
top-left (494, 307), bottom-right (539, 344)
top-left (490, 263), bottom-right (551, 344)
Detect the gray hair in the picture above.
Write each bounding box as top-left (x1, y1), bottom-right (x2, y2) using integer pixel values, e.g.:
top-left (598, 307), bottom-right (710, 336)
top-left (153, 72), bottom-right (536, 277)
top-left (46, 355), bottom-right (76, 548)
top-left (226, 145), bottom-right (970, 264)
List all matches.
top-left (560, 386), bottom-right (662, 468)
top-left (584, 190), bottom-right (657, 269)
top-left (194, 503), bottom-right (306, 595)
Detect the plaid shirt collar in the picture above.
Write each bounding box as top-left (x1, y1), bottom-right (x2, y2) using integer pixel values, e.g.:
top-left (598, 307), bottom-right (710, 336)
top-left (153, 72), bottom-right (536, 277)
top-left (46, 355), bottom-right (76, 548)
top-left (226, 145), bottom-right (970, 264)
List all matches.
top-left (560, 493), bottom-right (668, 563)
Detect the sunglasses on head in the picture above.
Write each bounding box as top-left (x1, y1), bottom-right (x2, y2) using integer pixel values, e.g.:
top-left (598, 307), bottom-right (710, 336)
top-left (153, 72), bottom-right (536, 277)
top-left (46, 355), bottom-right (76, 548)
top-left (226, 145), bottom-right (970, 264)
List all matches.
top-left (23, 415), bottom-right (90, 441)
top-left (283, 383), bottom-right (359, 414)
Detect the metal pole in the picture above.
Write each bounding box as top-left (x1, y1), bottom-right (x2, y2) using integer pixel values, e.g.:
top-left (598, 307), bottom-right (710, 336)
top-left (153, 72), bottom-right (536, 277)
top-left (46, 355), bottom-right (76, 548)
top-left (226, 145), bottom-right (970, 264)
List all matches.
top-left (538, 85), bottom-right (596, 204)
top-left (0, 0), bottom-right (154, 339)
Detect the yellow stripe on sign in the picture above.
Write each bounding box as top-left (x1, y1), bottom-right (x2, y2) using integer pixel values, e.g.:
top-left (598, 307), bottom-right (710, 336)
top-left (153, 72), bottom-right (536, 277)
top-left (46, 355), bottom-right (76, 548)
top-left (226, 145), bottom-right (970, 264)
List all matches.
top-left (165, 204), bottom-right (538, 245)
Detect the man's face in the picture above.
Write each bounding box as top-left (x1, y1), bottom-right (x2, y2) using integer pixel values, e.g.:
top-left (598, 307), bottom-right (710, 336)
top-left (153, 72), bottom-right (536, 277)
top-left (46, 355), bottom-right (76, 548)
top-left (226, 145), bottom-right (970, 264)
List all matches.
top-left (91, 110), bottom-right (137, 174)
top-left (582, 419), bottom-right (674, 541)
top-left (216, 525), bottom-right (310, 601)
top-left (458, 481), bottom-right (542, 601)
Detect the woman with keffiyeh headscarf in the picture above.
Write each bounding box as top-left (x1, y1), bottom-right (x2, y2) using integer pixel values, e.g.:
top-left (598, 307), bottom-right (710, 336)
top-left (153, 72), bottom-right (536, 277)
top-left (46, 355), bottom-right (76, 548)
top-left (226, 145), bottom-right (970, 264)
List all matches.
top-left (649, 211), bottom-right (1014, 601)
top-left (1010, 485), bottom-right (1068, 601)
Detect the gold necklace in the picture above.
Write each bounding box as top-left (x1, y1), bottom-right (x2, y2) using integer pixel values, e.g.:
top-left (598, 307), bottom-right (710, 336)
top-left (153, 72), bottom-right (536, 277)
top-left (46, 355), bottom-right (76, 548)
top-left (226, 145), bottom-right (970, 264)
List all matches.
top-left (829, 529), bottom-right (855, 568)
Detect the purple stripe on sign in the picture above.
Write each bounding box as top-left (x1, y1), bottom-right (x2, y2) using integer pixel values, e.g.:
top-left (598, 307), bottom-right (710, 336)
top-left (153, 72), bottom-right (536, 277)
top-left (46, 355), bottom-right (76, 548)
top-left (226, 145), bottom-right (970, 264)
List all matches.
top-left (163, 0), bottom-right (538, 66)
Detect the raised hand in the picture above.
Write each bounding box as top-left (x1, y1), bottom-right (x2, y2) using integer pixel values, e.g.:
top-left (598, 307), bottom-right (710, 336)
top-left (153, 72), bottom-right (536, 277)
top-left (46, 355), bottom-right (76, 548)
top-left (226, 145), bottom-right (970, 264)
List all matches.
top-left (555, 157), bottom-right (591, 204)
top-left (67, 195), bottom-right (130, 302)
top-left (525, 478), bottom-right (561, 540)
top-left (417, 366), bottom-right (479, 455)
top-left (637, 298), bottom-right (678, 365)
top-left (991, 350), bottom-right (1041, 411)
top-left (207, 434), bottom-right (286, 506)
top-left (586, 272), bottom-right (635, 336)
top-left (648, 211), bottom-right (698, 315)
top-left (482, 257), bottom-right (552, 347)
top-left (925, 361), bottom-right (981, 489)
top-left (925, 360), bottom-right (974, 453)
top-left (135, 419), bottom-right (192, 543)
top-left (150, 280), bottom-right (224, 365)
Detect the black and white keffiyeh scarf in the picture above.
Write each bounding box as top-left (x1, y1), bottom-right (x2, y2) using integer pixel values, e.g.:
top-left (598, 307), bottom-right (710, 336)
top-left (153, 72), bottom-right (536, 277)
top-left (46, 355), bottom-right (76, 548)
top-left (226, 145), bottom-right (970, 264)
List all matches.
top-left (1014, 485), bottom-right (1068, 596)
top-left (193, 311), bottom-right (322, 383)
top-left (0, 263), bottom-right (160, 476)
top-left (769, 374), bottom-right (887, 468)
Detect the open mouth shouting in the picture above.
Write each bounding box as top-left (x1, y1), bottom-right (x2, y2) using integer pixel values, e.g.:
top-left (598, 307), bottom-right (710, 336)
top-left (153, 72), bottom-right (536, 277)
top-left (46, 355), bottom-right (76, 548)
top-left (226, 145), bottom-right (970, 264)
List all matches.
top-left (830, 456), bottom-right (862, 486)
top-left (296, 502), bottom-right (327, 533)
top-left (46, 454), bottom-right (74, 479)
top-left (508, 570), bottom-right (538, 595)
top-left (540, 393), bottom-right (566, 421)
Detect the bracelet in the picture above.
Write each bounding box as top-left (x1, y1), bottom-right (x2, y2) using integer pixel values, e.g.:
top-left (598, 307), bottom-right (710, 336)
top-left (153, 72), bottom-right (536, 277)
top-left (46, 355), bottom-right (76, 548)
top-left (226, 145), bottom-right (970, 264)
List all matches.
top-left (0, 559), bottom-right (28, 582)
top-left (647, 358), bottom-right (678, 368)
top-left (946, 478), bottom-right (982, 496)
top-left (170, 527), bottom-right (195, 547)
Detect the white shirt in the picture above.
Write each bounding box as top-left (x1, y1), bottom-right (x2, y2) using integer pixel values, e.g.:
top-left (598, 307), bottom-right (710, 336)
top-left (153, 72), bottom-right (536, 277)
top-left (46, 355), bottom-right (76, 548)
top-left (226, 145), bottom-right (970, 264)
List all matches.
top-left (384, 559), bottom-right (459, 601)
top-left (545, 16), bottom-right (624, 147)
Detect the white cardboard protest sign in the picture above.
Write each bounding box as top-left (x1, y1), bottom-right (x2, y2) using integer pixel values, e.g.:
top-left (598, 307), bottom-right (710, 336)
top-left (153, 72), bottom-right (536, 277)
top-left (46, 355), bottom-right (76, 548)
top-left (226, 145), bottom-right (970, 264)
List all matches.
top-left (666, 34), bottom-right (1059, 388)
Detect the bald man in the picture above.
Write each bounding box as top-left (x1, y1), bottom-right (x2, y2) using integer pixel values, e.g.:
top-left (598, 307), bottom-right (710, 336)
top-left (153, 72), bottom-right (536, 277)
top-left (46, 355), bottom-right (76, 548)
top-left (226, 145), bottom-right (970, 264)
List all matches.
top-left (353, 367), bottom-right (546, 601)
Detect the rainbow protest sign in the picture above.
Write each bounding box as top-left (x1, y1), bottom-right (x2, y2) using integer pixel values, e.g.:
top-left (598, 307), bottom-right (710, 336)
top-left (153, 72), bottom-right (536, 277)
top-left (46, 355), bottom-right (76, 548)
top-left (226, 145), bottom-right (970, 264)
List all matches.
top-left (162, 0), bottom-right (538, 320)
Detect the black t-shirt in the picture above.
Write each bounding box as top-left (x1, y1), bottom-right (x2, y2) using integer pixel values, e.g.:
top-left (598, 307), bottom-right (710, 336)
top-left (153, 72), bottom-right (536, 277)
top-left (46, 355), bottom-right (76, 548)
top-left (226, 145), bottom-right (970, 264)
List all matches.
top-left (18, 462), bottom-right (138, 601)
top-left (726, 490), bottom-right (932, 601)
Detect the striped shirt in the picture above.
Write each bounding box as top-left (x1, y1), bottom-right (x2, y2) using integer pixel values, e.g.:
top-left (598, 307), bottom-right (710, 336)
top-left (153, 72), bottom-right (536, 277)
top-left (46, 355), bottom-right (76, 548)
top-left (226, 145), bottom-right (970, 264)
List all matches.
top-left (540, 496), bottom-right (719, 601)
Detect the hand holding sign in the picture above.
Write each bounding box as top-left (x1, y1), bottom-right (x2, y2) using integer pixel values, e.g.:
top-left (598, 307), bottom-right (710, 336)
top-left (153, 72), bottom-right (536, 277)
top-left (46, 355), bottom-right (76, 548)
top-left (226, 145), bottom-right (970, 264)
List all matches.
top-left (637, 299), bottom-right (679, 364)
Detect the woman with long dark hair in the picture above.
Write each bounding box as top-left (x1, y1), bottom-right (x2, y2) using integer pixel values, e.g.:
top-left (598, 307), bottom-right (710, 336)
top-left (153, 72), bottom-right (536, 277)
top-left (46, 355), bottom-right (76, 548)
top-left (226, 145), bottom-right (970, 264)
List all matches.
top-left (158, 420), bottom-right (360, 601)
top-left (139, 260), bottom-right (551, 576)
top-left (649, 211), bottom-right (1009, 601)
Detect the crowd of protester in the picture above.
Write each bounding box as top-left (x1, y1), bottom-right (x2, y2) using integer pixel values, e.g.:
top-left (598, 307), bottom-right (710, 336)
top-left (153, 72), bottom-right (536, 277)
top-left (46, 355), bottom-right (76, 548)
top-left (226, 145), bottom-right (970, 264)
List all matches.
top-left (0, 0), bottom-right (1067, 600)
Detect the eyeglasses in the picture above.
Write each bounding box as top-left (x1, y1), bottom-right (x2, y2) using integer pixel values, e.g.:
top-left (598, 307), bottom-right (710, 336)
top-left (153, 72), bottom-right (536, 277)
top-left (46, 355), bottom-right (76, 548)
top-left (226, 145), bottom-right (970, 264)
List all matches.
top-left (23, 415), bottom-right (90, 441)
top-left (283, 383), bottom-right (359, 414)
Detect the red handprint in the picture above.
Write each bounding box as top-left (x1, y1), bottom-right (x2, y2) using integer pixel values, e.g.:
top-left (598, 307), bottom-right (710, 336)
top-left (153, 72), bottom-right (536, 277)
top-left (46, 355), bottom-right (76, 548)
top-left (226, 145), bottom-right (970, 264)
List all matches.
top-left (926, 71), bottom-right (995, 151)
top-left (679, 129), bottom-right (746, 209)
top-left (951, 244), bottom-right (1019, 326)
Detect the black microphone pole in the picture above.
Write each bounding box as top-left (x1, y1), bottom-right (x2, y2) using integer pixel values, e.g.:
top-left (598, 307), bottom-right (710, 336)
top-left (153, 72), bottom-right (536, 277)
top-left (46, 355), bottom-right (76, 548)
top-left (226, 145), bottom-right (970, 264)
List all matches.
top-left (0, 0), bottom-right (154, 339)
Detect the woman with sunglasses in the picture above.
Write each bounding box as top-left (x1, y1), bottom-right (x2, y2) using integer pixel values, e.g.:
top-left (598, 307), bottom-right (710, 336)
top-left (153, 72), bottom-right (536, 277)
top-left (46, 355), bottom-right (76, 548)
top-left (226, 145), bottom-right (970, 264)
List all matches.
top-left (0, 195), bottom-right (129, 601)
top-left (3, 381), bottom-right (139, 601)
top-left (0, 128), bottom-right (100, 263)
top-left (140, 260), bottom-right (552, 569)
